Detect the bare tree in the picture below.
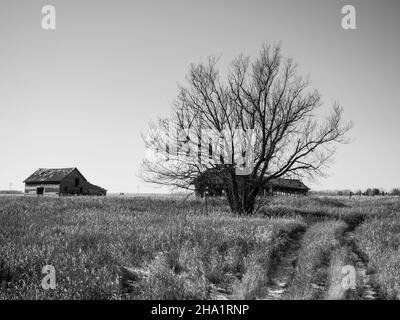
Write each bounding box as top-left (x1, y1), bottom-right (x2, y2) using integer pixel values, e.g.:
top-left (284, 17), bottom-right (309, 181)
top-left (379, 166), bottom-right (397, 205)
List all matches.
top-left (141, 44), bottom-right (352, 214)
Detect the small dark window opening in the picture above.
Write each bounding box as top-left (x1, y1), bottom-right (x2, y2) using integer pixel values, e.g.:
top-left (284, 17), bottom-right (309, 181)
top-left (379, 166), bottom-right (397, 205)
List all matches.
top-left (75, 178), bottom-right (80, 187)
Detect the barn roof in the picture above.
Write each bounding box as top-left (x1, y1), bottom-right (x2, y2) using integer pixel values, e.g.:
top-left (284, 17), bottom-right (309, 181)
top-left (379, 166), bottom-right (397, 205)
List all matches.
top-left (268, 178), bottom-right (310, 191)
top-left (190, 167), bottom-right (309, 191)
top-left (84, 181), bottom-right (107, 192)
top-left (23, 168), bottom-right (86, 183)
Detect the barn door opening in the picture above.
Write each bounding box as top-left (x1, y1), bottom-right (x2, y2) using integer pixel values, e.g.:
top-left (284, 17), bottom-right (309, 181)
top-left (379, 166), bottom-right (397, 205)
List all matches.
top-left (37, 187), bottom-right (44, 195)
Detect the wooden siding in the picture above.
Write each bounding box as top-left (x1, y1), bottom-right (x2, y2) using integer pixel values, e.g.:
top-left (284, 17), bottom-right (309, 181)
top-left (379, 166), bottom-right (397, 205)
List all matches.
top-left (25, 184), bottom-right (60, 195)
top-left (59, 168), bottom-right (88, 195)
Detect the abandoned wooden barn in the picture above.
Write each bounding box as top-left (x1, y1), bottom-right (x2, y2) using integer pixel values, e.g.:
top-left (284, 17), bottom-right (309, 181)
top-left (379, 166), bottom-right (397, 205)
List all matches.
top-left (191, 168), bottom-right (310, 197)
top-left (23, 168), bottom-right (107, 196)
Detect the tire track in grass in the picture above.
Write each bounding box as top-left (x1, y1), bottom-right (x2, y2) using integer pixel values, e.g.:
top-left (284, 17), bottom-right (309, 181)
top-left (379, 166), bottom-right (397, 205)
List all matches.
top-left (343, 214), bottom-right (381, 300)
top-left (259, 229), bottom-right (305, 300)
top-left (327, 214), bottom-right (382, 300)
top-left (343, 231), bottom-right (380, 300)
top-left (283, 221), bottom-right (348, 300)
top-left (215, 214), bottom-right (382, 300)
top-left (257, 216), bottom-right (379, 300)
top-left (210, 224), bottom-right (307, 300)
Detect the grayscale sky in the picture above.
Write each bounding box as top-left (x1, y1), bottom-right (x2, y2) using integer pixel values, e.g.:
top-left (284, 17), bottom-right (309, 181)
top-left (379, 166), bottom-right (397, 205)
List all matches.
top-left (0, 0), bottom-right (399, 193)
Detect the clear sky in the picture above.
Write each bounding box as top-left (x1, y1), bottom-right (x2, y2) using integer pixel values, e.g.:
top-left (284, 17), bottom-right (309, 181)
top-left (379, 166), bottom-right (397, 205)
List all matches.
top-left (0, 0), bottom-right (399, 193)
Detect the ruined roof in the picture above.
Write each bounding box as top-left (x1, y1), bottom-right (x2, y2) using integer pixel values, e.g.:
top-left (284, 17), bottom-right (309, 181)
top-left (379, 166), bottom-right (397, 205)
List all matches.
top-left (267, 178), bottom-right (310, 190)
top-left (190, 167), bottom-right (310, 191)
top-left (24, 168), bottom-right (84, 183)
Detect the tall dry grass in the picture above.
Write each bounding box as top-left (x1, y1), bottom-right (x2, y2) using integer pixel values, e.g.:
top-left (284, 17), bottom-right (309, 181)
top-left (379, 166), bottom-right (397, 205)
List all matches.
top-left (0, 196), bottom-right (304, 300)
top-left (354, 214), bottom-right (400, 299)
top-left (1, 195), bottom-right (399, 300)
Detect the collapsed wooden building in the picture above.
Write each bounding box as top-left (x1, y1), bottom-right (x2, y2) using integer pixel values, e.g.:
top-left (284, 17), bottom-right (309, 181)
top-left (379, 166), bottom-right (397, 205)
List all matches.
top-left (191, 167), bottom-right (310, 197)
top-left (24, 168), bottom-right (107, 196)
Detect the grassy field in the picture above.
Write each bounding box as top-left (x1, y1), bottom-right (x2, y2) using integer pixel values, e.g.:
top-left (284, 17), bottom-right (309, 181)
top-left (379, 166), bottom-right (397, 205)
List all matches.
top-left (0, 195), bottom-right (399, 300)
top-left (354, 215), bottom-right (400, 299)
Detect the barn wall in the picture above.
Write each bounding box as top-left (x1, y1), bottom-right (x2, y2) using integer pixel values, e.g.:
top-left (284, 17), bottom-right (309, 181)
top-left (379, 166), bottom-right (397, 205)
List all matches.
top-left (25, 184), bottom-right (60, 195)
top-left (82, 182), bottom-right (107, 195)
top-left (59, 169), bottom-right (88, 195)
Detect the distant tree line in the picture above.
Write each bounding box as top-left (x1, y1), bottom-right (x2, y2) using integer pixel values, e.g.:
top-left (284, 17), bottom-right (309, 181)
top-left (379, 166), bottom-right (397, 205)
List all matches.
top-left (312, 188), bottom-right (400, 197)
top-left (339, 188), bottom-right (400, 196)
top-left (353, 188), bottom-right (400, 196)
top-left (0, 190), bottom-right (23, 195)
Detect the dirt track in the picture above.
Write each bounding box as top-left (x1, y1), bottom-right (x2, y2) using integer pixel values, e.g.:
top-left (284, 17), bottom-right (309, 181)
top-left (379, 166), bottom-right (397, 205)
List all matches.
top-left (259, 221), bottom-right (381, 300)
top-left (259, 230), bottom-right (304, 300)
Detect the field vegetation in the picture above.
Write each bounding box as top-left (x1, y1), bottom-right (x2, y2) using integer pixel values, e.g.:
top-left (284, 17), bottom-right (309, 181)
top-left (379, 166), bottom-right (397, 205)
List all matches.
top-left (0, 195), bottom-right (399, 300)
top-left (354, 215), bottom-right (400, 299)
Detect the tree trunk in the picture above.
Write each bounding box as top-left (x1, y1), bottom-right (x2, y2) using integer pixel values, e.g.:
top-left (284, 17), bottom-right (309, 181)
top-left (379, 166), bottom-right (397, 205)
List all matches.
top-left (223, 172), bottom-right (259, 215)
top-left (226, 190), bottom-right (258, 215)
